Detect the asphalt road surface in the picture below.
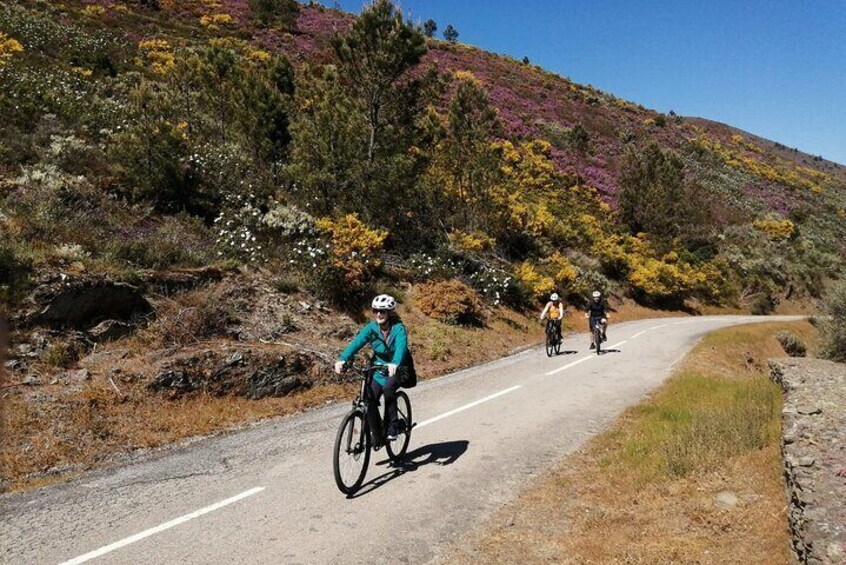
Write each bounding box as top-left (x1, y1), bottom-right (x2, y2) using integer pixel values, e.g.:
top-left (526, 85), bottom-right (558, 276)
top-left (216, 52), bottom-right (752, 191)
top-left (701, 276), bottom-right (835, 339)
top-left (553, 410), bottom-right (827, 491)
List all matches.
top-left (1, 316), bottom-right (802, 565)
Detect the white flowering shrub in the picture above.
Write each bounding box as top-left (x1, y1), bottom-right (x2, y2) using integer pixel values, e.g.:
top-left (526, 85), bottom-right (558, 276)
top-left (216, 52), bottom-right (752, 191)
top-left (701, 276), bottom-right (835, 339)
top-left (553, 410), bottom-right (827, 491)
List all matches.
top-left (467, 265), bottom-right (514, 306)
top-left (407, 253), bottom-right (516, 306)
top-left (53, 243), bottom-right (89, 261)
top-left (261, 203), bottom-right (316, 238)
top-left (213, 192), bottom-right (265, 264)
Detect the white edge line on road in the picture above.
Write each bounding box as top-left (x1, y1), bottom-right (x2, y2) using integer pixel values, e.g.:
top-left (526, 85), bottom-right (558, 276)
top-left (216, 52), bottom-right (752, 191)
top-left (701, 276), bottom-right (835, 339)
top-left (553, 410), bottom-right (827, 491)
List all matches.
top-left (59, 487), bottom-right (265, 565)
top-left (416, 385), bottom-right (522, 429)
top-left (546, 355), bottom-right (593, 376)
top-left (630, 330), bottom-right (647, 339)
top-left (608, 340), bottom-right (627, 349)
top-left (648, 324), bottom-right (668, 330)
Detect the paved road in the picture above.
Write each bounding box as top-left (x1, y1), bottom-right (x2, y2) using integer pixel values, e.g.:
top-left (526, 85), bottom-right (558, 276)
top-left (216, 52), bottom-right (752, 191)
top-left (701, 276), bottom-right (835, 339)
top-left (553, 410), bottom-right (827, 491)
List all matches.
top-left (1, 316), bottom-right (801, 565)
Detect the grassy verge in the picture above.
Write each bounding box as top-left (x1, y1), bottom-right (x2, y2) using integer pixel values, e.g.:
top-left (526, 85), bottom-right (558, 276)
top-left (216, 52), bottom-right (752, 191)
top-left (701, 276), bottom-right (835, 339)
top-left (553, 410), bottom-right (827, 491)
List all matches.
top-left (452, 320), bottom-right (818, 564)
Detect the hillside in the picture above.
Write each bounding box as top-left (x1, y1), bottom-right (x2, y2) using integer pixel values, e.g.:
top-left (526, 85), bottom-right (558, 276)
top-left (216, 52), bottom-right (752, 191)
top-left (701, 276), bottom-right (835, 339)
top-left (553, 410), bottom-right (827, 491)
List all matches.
top-left (1, 0), bottom-right (845, 487)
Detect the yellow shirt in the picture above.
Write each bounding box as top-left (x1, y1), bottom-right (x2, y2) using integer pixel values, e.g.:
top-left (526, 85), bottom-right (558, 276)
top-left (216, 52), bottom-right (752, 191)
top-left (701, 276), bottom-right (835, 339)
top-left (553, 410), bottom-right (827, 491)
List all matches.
top-left (542, 301), bottom-right (564, 320)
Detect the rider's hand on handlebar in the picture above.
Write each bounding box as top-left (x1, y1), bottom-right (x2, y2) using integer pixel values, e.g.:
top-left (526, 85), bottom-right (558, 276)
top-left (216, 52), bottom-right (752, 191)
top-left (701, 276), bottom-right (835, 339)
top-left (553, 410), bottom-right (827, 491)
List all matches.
top-left (333, 360), bottom-right (346, 374)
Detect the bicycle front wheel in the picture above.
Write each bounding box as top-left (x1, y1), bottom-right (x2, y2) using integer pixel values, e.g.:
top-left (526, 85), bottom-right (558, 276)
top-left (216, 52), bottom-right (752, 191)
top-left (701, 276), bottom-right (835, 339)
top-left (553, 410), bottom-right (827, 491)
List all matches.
top-left (333, 409), bottom-right (370, 495)
top-left (386, 391), bottom-right (412, 461)
top-left (545, 330), bottom-right (555, 357)
top-left (595, 327), bottom-right (602, 355)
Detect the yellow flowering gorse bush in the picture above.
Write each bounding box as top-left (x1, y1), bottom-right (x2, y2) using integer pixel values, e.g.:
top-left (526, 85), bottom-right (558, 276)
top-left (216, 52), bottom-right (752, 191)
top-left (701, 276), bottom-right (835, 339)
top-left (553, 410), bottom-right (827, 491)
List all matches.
top-left (0, 33), bottom-right (24, 66)
top-left (515, 262), bottom-right (555, 298)
top-left (448, 230), bottom-right (495, 254)
top-left (81, 5), bottom-right (106, 17)
top-left (692, 136), bottom-right (831, 192)
top-left (200, 13), bottom-right (234, 30)
top-left (316, 214), bottom-right (387, 287)
top-left (138, 39), bottom-right (175, 75)
top-left (753, 218), bottom-right (796, 241)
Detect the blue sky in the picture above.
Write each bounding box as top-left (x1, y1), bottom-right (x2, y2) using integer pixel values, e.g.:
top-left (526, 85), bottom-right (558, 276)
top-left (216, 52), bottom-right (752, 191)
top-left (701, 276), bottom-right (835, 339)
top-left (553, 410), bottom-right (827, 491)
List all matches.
top-left (321, 0), bottom-right (846, 165)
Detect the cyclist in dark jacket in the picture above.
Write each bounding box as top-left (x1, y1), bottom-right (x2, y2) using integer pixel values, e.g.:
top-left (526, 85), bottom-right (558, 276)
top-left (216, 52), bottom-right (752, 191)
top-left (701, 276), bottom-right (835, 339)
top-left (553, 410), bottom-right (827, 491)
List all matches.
top-left (334, 294), bottom-right (409, 440)
top-left (584, 290), bottom-right (609, 349)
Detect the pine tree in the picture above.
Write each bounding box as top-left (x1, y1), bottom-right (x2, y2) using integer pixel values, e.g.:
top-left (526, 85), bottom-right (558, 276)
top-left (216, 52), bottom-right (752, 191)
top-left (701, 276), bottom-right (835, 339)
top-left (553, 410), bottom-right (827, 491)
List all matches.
top-left (443, 24), bottom-right (459, 43)
top-left (423, 19), bottom-right (437, 38)
top-left (331, 0), bottom-right (427, 164)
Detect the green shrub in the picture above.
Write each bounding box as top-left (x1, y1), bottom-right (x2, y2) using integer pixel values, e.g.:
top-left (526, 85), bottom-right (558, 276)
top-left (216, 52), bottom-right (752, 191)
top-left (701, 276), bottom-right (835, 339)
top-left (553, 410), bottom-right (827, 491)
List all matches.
top-left (106, 216), bottom-right (213, 269)
top-left (820, 283), bottom-right (846, 363)
top-left (249, 0), bottom-right (299, 27)
top-left (0, 244), bottom-right (32, 305)
top-left (750, 294), bottom-right (777, 315)
top-left (273, 274), bottom-right (300, 295)
top-left (415, 279), bottom-right (484, 326)
top-left (776, 331), bottom-right (806, 357)
top-left (42, 339), bottom-right (87, 368)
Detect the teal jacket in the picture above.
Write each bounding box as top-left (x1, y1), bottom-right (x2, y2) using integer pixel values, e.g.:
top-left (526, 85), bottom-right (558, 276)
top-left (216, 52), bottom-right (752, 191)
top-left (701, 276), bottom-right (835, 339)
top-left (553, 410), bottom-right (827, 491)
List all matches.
top-left (339, 321), bottom-right (409, 385)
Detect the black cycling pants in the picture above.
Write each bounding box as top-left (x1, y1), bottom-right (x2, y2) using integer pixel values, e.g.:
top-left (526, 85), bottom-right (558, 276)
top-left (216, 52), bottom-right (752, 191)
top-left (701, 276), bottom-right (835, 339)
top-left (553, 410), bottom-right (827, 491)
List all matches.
top-left (546, 318), bottom-right (562, 341)
top-left (370, 375), bottom-right (399, 428)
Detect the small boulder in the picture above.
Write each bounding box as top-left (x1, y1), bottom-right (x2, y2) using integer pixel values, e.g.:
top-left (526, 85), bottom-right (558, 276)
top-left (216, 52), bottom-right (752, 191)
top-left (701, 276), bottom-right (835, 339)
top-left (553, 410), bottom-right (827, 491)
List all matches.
top-left (88, 320), bottom-right (134, 343)
top-left (70, 369), bottom-right (90, 382)
top-left (714, 491), bottom-right (739, 509)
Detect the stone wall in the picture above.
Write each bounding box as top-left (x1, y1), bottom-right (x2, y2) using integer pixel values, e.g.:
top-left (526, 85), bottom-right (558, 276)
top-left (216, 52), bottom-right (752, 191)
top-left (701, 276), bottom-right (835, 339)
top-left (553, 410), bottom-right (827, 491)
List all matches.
top-left (770, 359), bottom-right (846, 565)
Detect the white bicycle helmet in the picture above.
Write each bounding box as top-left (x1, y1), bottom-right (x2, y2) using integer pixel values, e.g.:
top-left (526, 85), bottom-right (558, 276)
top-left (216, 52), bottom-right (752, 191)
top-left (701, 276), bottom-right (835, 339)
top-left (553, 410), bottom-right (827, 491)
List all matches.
top-left (371, 294), bottom-right (397, 311)
top-left (550, 293), bottom-right (560, 301)
top-left (592, 290), bottom-right (601, 298)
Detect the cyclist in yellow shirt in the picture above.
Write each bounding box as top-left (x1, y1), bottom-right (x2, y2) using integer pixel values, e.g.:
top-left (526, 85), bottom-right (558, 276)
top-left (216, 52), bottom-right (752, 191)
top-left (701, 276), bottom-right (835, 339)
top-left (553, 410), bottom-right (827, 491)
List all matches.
top-left (540, 293), bottom-right (565, 345)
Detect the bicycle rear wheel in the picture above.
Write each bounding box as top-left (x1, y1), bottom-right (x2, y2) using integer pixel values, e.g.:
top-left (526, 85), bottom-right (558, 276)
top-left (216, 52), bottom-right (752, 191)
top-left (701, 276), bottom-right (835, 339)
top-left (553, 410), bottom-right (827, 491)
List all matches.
top-left (386, 391), bottom-right (412, 461)
top-left (333, 409), bottom-right (370, 495)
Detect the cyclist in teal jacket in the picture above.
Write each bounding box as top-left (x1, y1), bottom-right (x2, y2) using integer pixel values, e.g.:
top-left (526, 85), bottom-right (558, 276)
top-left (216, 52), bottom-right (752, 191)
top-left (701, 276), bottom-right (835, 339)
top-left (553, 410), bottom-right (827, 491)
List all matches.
top-left (334, 294), bottom-right (409, 440)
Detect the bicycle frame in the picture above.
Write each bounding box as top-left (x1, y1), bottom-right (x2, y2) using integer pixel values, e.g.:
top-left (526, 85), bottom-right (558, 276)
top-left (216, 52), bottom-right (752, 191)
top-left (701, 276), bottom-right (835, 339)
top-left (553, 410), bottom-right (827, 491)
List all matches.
top-left (351, 366), bottom-right (388, 448)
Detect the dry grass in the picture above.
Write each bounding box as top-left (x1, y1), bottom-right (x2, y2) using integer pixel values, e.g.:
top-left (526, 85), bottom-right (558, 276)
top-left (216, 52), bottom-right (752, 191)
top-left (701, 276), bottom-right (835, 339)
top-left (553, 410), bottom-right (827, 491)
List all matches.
top-left (452, 320), bottom-right (818, 565)
top-left (1, 300), bottom-right (543, 492)
top-left (1, 369), bottom-right (360, 491)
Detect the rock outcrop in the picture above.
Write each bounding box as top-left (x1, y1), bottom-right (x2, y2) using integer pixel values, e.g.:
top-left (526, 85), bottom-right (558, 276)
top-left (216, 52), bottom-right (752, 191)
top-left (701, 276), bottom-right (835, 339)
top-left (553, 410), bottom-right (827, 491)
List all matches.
top-left (770, 359), bottom-right (846, 565)
top-left (147, 347), bottom-right (325, 400)
top-left (16, 275), bottom-right (153, 329)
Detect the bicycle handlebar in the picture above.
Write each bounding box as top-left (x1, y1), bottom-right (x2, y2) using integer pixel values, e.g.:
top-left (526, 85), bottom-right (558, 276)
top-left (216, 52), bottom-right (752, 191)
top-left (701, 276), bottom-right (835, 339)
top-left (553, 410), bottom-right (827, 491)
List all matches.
top-left (340, 363), bottom-right (388, 379)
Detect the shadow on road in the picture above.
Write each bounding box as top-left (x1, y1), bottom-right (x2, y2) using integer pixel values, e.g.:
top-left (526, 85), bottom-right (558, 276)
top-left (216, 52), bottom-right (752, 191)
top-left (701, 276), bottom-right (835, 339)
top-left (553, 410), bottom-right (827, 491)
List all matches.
top-left (348, 440), bottom-right (469, 498)
top-left (598, 348), bottom-right (622, 355)
top-left (556, 350), bottom-right (579, 356)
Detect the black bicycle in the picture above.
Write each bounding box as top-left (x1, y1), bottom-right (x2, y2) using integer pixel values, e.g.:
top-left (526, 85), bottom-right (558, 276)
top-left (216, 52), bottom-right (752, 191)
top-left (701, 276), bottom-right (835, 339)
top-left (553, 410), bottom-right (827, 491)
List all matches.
top-left (545, 319), bottom-right (561, 357)
top-left (590, 316), bottom-right (604, 355)
top-left (332, 364), bottom-right (414, 495)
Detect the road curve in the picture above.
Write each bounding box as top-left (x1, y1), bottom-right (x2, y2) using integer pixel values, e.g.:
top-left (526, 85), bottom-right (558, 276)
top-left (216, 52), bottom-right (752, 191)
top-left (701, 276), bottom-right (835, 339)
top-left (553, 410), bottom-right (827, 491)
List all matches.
top-left (1, 316), bottom-right (802, 565)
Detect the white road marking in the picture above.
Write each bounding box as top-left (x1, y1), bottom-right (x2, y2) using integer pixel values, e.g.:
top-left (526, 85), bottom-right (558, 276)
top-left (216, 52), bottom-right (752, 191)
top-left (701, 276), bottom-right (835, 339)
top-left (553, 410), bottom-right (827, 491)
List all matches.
top-left (630, 330), bottom-right (647, 339)
top-left (546, 355), bottom-right (594, 376)
top-left (59, 487), bottom-right (265, 565)
top-left (416, 386), bottom-right (522, 429)
top-left (649, 324), bottom-right (668, 330)
top-left (608, 340), bottom-right (627, 349)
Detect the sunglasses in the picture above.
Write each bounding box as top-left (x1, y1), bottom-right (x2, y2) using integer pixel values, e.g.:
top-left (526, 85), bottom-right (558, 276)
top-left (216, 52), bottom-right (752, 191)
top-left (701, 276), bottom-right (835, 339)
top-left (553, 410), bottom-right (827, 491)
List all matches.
top-left (372, 309), bottom-right (388, 314)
